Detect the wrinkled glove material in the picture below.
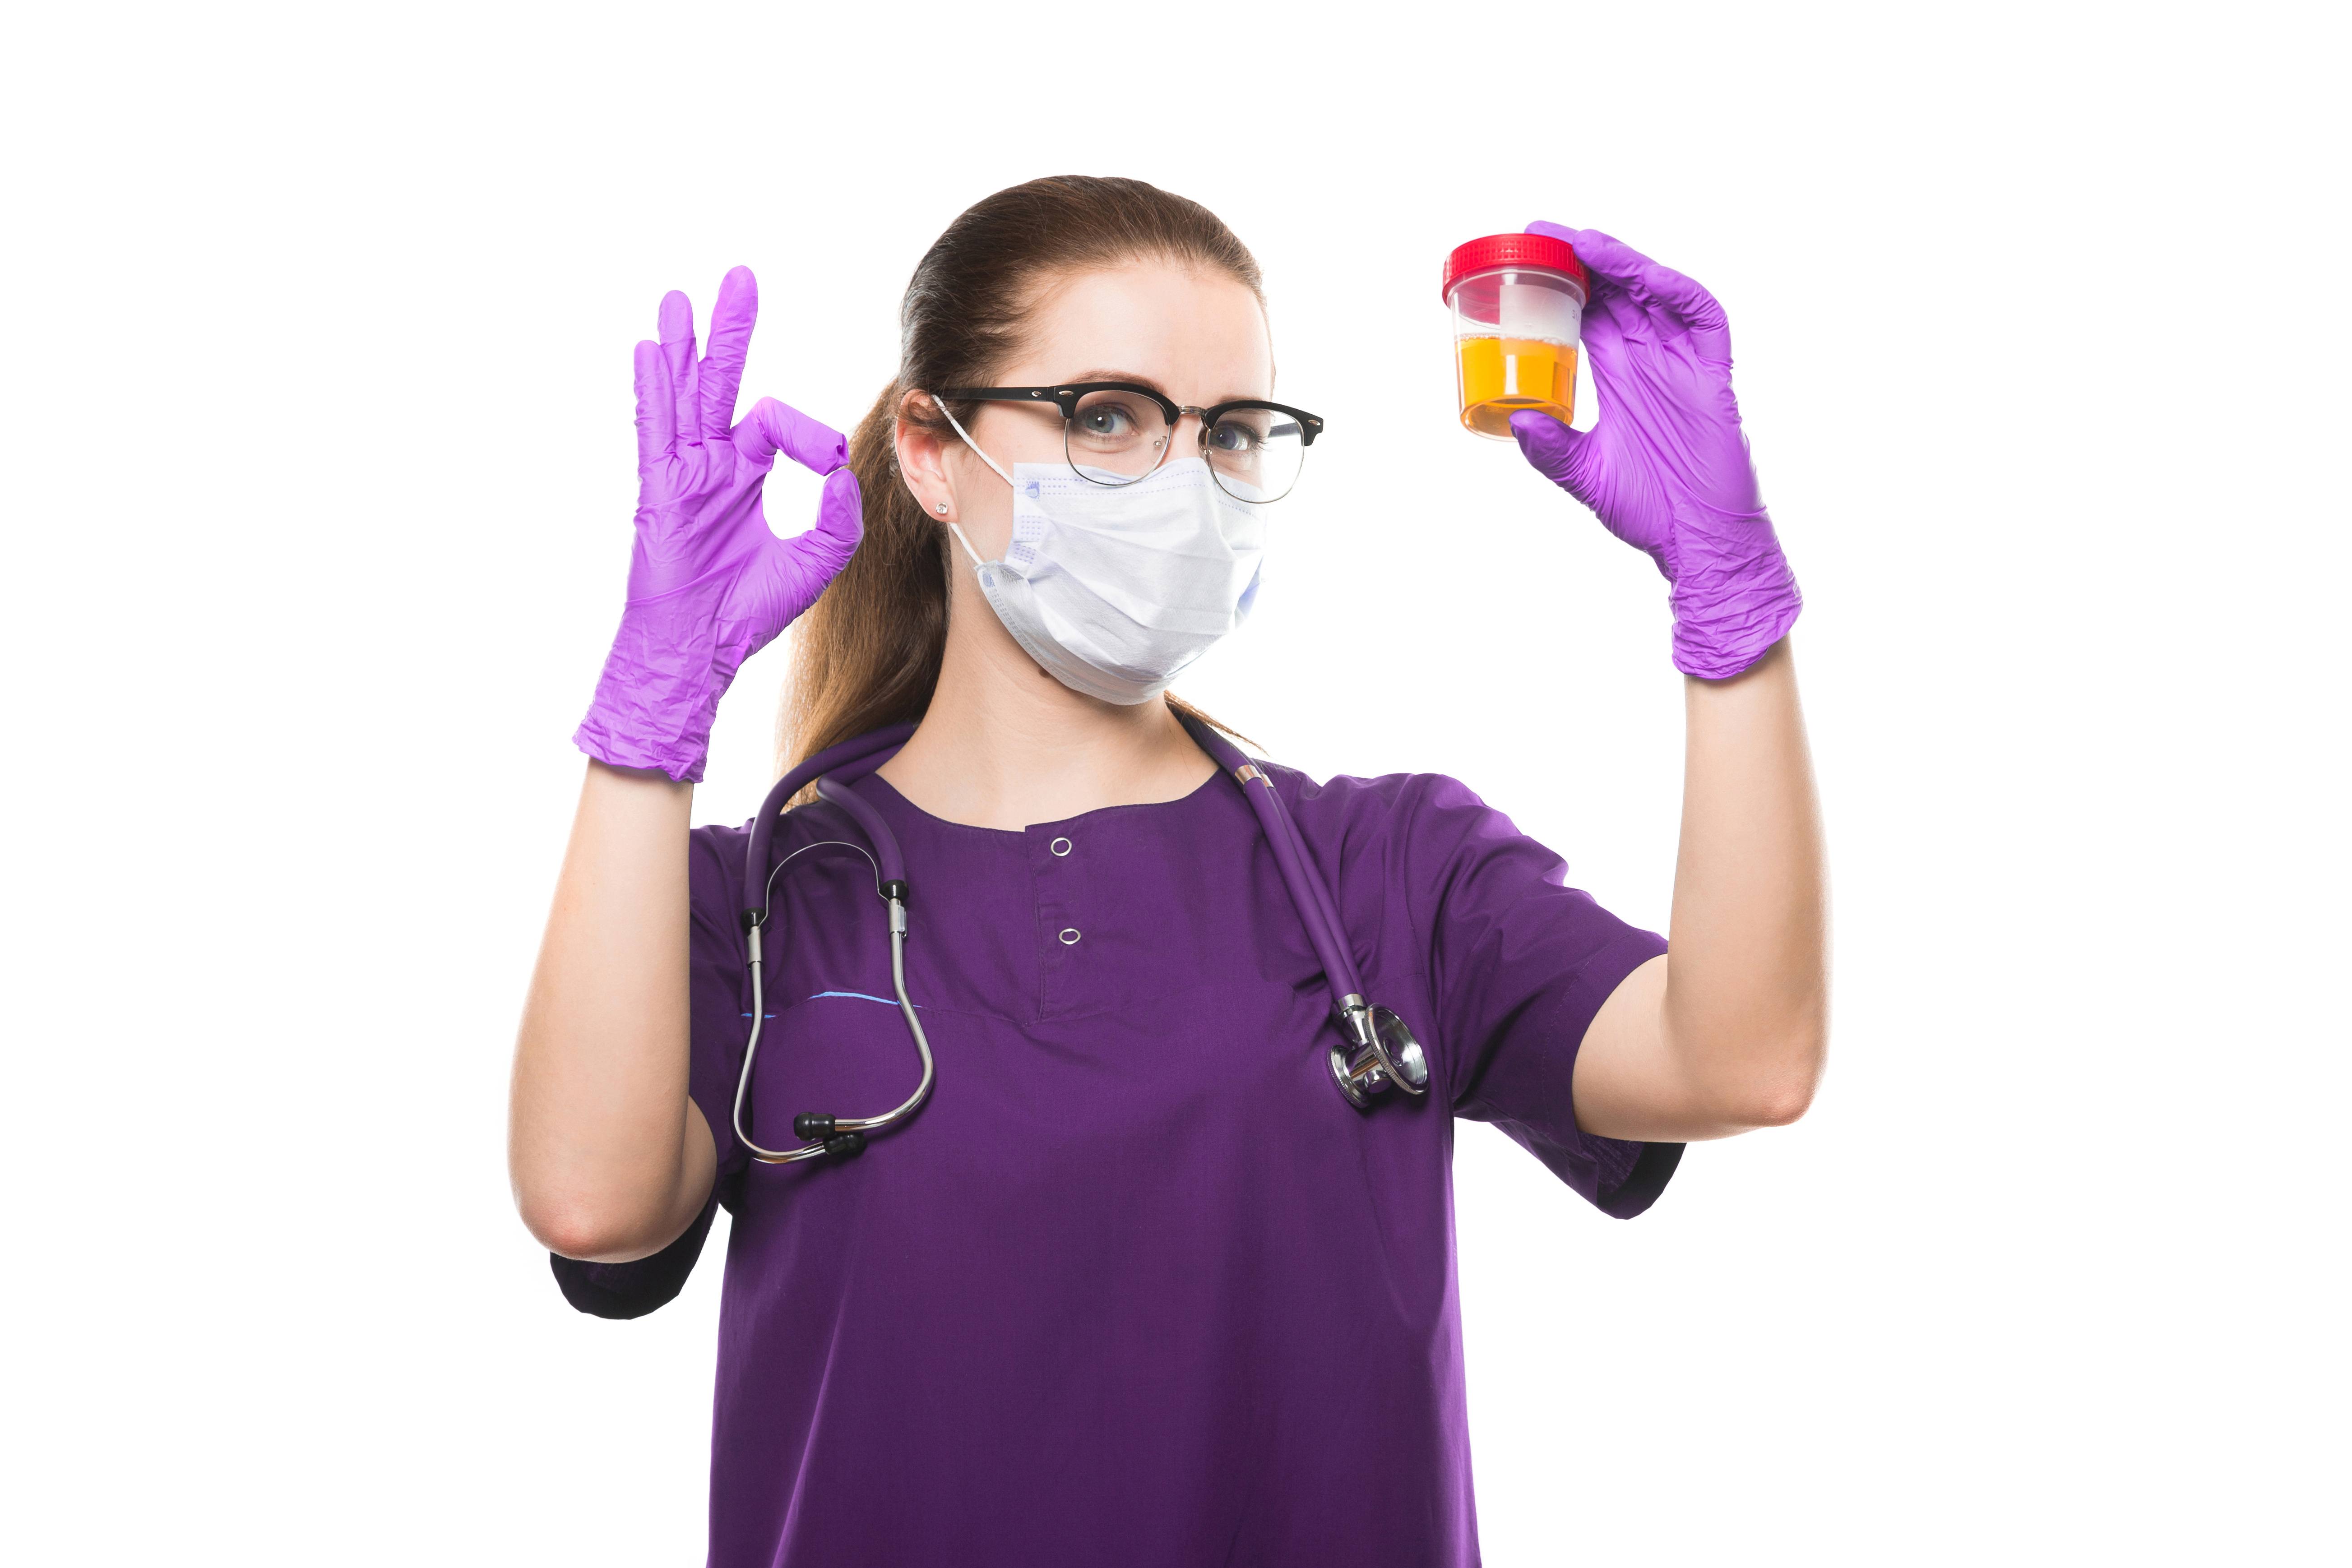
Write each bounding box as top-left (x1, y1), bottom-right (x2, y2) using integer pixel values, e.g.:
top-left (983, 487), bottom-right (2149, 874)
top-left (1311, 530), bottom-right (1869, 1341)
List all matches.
top-left (574, 268), bottom-right (862, 782)
top-left (1508, 222), bottom-right (1800, 680)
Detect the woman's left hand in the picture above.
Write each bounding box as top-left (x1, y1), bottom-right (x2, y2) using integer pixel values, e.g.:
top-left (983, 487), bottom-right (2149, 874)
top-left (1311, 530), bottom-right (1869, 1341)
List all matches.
top-left (1518, 228), bottom-right (1825, 1143)
top-left (1508, 223), bottom-right (1801, 680)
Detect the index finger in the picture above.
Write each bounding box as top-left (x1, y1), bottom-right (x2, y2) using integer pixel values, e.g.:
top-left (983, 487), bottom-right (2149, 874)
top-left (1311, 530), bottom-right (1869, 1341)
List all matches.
top-left (1530, 221), bottom-right (1730, 339)
top-left (734, 396), bottom-right (848, 474)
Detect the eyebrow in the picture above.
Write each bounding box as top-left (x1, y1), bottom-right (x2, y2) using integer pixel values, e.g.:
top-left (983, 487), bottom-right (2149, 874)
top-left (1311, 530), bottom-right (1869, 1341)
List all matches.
top-left (1061, 369), bottom-right (1275, 405)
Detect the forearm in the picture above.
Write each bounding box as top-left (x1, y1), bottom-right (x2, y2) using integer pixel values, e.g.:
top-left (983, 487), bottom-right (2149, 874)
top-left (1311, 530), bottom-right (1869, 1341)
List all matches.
top-left (1660, 636), bottom-right (1828, 1123)
top-left (1511, 226), bottom-right (1824, 1142)
top-left (509, 760), bottom-right (716, 1262)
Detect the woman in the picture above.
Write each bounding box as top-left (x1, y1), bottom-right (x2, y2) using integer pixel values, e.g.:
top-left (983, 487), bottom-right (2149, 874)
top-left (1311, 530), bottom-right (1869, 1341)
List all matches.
top-left (511, 176), bottom-right (1824, 1565)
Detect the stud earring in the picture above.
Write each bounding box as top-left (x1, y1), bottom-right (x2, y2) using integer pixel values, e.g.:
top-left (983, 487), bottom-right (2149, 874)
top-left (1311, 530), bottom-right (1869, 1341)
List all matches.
top-left (935, 501), bottom-right (949, 514)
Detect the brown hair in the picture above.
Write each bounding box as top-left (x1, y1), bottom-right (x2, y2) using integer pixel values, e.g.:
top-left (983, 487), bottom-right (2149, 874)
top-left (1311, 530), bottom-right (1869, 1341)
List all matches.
top-left (775, 175), bottom-right (1261, 773)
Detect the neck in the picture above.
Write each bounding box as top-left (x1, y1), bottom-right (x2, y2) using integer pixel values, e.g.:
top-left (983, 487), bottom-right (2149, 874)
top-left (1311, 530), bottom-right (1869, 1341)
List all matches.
top-left (876, 611), bottom-right (1215, 831)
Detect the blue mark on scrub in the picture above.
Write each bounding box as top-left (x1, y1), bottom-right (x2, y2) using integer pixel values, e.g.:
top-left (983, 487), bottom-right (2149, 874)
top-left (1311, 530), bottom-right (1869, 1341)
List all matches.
top-left (743, 990), bottom-right (921, 1018)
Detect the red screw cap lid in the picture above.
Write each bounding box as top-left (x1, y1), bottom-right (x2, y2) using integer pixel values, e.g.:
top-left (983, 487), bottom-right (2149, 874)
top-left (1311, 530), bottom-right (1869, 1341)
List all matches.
top-left (1440, 231), bottom-right (1588, 301)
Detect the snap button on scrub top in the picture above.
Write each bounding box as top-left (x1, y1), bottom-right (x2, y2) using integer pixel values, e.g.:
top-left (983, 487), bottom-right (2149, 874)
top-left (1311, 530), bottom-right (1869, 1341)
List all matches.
top-left (1058, 927), bottom-right (1081, 944)
top-left (1050, 836), bottom-right (1073, 856)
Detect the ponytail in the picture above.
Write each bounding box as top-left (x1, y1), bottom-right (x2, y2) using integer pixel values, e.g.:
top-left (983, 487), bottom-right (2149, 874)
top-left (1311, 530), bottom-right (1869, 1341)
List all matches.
top-left (773, 379), bottom-right (949, 771)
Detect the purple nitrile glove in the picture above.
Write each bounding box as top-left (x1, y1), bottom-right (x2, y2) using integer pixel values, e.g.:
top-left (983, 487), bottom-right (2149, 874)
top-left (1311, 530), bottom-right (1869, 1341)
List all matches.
top-left (574, 267), bottom-right (862, 783)
top-left (1508, 223), bottom-right (1800, 680)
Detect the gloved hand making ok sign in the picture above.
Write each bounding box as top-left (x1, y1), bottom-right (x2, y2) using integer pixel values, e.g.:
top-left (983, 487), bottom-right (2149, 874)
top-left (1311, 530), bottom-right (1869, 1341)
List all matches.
top-left (1509, 224), bottom-right (1801, 680)
top-left (574, 267), bottom-right (863, 782)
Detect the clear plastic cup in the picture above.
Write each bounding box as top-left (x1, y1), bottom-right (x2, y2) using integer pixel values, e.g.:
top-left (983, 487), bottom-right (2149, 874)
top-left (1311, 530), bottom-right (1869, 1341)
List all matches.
top-left (1442, 232), bottom-right (1588, 439)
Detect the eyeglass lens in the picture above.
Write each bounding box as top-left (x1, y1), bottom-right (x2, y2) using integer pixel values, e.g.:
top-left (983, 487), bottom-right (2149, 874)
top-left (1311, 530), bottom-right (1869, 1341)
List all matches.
top-left (1066, 389), bottom-right (1305, 503)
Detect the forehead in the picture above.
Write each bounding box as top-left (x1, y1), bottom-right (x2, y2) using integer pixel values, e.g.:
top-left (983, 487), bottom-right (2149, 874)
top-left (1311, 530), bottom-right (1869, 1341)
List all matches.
top-left (1006, 261), bottom-right (1273, 399)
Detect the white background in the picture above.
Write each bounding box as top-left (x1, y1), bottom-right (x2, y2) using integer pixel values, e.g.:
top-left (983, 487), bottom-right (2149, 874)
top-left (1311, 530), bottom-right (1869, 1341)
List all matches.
top-left (4, 2), bottom-right (2343, 1562)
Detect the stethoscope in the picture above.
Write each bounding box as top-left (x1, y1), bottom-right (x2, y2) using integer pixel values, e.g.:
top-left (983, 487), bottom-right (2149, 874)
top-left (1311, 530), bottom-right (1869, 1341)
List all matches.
top-left (732, 712), bottom-right (1431, 1165)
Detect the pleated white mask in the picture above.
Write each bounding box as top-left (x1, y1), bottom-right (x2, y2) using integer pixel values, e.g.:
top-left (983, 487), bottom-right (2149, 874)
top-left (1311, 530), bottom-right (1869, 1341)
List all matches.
top-left (941, 418), bottom-right (1266, 705)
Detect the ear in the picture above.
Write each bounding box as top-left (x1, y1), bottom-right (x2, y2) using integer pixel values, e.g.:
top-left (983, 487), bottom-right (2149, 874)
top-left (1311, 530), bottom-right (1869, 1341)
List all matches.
top-left (894, 389), bottom-right (954, 517)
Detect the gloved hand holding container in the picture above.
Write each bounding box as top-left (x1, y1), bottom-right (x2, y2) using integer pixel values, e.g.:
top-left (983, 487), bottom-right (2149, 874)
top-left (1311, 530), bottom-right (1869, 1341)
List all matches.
top-left (1442, 231), bottom-right (1588, 438)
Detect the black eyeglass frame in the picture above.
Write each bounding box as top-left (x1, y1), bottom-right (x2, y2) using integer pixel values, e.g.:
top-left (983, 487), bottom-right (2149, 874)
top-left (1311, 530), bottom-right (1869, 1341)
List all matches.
top-left (938, 382), bottom-right (1324, 500)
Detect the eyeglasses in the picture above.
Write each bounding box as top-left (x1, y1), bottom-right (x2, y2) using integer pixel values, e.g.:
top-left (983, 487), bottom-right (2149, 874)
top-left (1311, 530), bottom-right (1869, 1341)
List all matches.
top-left (938, 383), bottom-right (1324, 503)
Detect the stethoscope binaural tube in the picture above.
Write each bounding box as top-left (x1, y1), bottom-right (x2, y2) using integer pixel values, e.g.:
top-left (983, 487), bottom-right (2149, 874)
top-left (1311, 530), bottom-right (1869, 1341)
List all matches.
top-left (1173, 713), bottom-right (1430, 1108)
top-left (735, 724), bottom-right (933, 1165)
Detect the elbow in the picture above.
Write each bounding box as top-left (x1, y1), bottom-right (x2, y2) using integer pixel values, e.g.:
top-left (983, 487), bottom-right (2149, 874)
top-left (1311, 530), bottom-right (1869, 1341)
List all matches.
top-left (507, 1103), bottom-right (708, 1263)
top-left (517, 1191), bottom-right (671, 1264)
top-left (1732, 1069), bottom-right (1818, 1128)
top-left (521, 1199), bottom-right (620, 1263)
top-left (1698, 1023), bottom-right (1827, 1131)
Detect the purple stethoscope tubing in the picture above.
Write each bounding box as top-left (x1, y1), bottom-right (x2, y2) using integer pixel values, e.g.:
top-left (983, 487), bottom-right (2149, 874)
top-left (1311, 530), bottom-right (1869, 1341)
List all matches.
top-left (1173, 713), bottom-right (1362, 998)
top-left (733, 716), bottom-right (1430, 1165)
top-left (742, 721), bottom-right (917, 914)
top-left (1173, 712), bottom-right (1429, 1108)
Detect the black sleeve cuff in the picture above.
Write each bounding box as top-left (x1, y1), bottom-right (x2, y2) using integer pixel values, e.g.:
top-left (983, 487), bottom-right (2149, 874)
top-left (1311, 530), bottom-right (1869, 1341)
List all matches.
top-left (1595, 1141), bottom-right (1683, 1219)
top-left (548, 1192), bottom-right (721, 1320)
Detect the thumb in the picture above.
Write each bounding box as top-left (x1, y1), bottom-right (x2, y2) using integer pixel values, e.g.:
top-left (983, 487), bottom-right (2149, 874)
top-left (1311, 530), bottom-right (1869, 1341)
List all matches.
top-left (785, 465), bottom-right (863, 577)
top-left (1509, 409), bottom-right (1589, 493)
top-left (741, 466), bottom-right (864, 648)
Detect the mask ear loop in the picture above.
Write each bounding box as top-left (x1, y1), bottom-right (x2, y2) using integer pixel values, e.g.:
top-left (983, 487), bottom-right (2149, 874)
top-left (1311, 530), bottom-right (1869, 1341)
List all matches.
top-left (945, 521), bottom-right (986, 572)
top-left (925, 392), bottom-right (1013, 575)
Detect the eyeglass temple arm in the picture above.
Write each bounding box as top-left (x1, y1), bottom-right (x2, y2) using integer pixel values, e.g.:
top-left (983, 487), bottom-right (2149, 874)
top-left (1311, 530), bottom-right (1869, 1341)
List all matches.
top-left (936, 388), bottom-right (1078, 415)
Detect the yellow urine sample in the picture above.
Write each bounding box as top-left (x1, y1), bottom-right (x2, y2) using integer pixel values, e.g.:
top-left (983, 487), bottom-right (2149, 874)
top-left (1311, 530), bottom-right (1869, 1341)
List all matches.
top-left (1455, 335), bottom-right (1578, 438)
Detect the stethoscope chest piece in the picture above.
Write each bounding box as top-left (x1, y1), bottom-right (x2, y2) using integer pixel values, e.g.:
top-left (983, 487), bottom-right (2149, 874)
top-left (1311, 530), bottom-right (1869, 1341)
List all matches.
top-left (1328, 999), bottom-right (1430, 1110)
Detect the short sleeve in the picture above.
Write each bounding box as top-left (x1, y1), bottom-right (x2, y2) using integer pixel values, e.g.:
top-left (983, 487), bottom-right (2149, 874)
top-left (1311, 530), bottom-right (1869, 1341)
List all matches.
top-left (548, 822), bottom-right (754, 1318)
top-left (1411, 777), bottom-right (1682, 1218)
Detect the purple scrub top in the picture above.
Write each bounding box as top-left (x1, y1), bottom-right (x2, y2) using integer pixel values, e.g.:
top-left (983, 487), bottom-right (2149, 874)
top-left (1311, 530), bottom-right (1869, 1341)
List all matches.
top-left (555, 758), bottom-right (1676, 1567)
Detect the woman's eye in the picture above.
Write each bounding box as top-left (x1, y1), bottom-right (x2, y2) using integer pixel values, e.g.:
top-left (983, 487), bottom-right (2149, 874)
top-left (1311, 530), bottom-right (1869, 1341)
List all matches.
top-left (1075, 398), bottom-right (1145, 439)
top-left (1211, 420), bottom-right (1261, 453)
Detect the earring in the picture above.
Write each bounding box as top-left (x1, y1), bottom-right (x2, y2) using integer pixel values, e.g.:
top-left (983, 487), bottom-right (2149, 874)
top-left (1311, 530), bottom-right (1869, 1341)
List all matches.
top-left (935, 501), bottom-right (949, 514)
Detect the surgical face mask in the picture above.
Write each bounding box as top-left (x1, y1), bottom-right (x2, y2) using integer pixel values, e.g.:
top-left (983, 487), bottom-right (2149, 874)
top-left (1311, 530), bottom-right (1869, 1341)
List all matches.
top-left (938, 407), bottom-right (1267, 706)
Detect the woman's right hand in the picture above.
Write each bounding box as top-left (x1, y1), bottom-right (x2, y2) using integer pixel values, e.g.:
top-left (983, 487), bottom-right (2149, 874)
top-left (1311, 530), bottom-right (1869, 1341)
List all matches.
top-left (573, 266), bottom-right (862, 782)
